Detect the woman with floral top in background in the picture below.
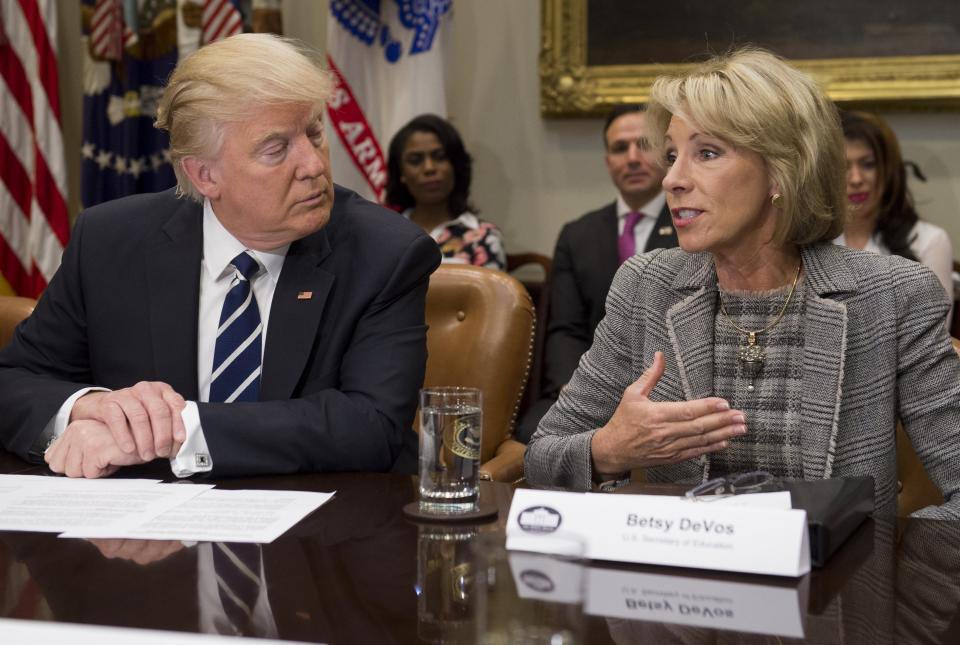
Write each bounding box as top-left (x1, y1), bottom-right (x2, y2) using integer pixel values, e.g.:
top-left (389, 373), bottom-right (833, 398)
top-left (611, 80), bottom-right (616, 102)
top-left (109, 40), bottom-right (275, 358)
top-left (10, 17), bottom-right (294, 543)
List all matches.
top-left (386, 114), bottom-right (506, 270)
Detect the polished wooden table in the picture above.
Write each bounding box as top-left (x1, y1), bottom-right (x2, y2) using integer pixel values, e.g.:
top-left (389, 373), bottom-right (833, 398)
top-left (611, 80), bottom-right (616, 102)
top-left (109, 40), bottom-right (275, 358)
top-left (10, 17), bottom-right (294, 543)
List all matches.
top-left (1, 451), bottom-right (958, 644)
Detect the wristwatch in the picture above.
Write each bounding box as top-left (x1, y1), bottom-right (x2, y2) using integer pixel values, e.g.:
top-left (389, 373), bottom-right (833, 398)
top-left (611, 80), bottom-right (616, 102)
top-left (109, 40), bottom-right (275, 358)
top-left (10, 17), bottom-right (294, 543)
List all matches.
top-left (595, 476), bottom-right (631, 492)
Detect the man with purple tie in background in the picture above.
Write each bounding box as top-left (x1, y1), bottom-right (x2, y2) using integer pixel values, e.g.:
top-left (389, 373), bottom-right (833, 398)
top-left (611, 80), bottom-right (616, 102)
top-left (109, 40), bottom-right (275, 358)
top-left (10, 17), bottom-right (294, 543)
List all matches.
top-left (517, 105), bottom-right (677, 442)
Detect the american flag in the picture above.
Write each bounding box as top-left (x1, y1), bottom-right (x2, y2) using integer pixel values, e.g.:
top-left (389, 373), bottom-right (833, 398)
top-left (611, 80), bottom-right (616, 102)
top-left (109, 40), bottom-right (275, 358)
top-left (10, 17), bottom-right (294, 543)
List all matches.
top-left (89, 0), bottom-right (123, 61)
top-left (203, 0), bottom-right (243, 44)
top-left (81, 0), bottom-right (177, 209)
top-left (0, 0), bottom-right (69, 298)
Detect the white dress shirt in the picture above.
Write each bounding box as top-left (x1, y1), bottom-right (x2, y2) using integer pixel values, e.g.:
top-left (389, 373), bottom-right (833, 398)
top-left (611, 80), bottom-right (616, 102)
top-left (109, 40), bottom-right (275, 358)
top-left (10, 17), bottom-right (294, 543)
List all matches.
top-left (51, 199), bottom-right (289, 477)
top-left (834, 219), bottom-right (953, 324)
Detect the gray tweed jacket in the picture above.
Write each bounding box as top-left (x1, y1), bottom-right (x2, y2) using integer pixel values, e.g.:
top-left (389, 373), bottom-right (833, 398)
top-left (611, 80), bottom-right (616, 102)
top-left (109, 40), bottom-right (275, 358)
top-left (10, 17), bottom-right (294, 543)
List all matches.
top-left (525, 243), bottom-right (960, 519)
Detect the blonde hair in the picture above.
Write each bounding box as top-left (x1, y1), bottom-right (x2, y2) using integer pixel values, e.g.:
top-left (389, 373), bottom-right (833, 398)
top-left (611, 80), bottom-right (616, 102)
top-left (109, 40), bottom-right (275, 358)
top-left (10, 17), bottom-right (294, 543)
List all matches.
top-left (647, 47), bottom-right (846, 245)
top-left (155, 33), bottom-right (332, 200)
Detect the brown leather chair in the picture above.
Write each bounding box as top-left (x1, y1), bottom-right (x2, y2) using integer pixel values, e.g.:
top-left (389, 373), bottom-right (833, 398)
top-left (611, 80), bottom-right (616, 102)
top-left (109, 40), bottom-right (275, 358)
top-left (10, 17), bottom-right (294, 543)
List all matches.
top-left (895, 337), bottom-right (960, 515)
top-left (423, 264), bottom-right (535, 483)
top-left (0, 296), bottom-right (36, 347)
top-left (506, 252), bottom-right (552, 313)
top-left (505, 252), bottom-right (553, 419)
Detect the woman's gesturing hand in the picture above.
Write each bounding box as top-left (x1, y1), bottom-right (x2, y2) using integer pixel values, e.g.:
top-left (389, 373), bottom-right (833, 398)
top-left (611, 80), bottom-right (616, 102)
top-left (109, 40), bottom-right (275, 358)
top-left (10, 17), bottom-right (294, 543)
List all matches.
top-left (590, 352), bottom-right (747, 479)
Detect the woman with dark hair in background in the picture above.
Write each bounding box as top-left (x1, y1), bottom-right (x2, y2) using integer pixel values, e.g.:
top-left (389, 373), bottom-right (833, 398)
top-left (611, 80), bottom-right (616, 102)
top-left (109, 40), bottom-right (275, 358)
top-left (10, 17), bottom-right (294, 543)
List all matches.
top-left (836, 110), bottom-right (953, 319)
top-left (386, 114), bottom-right (506, 270)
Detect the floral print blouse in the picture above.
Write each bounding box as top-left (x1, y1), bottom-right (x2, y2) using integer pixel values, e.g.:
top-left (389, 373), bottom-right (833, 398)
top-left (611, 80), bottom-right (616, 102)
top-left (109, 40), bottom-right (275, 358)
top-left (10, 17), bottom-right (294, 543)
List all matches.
top-left (403, 210), bottom-right (507, 271)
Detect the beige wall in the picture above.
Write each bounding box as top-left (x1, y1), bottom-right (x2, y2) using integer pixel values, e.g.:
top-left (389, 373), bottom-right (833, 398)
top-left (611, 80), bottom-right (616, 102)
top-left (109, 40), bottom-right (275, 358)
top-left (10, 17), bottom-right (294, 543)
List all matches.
top-left (59, 1), bottom-right (960, 259)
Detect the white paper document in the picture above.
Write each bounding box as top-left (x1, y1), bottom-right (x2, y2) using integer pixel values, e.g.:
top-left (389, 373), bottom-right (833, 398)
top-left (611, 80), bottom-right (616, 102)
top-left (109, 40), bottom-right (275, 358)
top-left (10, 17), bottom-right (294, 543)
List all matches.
top-left (0, 474), bottom-right (334, 543)
top-left (0, 474), bottom-right (62, 497)
top-left (0, 617), bottom-right (327, 645)
top-left (0, 478), bottom-right (200, 533)
top-left (63, 488), bottom-right (336, 543)
top-left (0, 474), bottom-right (161, 497)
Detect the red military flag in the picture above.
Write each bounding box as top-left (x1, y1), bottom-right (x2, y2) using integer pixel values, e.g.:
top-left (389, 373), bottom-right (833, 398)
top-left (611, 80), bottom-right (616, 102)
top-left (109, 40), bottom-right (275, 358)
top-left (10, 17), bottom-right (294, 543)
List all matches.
top-left (327, 0), bottom-right (452, 203)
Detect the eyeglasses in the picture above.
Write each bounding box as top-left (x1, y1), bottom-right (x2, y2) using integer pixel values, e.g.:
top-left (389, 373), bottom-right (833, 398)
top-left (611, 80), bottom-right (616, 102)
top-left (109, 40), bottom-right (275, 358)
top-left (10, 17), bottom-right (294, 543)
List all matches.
top-left (684, 470), bottom-right (779, 500)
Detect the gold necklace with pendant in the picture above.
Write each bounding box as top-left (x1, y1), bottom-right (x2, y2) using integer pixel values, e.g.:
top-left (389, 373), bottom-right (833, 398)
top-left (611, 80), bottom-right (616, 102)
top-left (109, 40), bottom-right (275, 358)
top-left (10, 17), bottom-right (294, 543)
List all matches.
top-left (717, 263), bottom-right (802, 392)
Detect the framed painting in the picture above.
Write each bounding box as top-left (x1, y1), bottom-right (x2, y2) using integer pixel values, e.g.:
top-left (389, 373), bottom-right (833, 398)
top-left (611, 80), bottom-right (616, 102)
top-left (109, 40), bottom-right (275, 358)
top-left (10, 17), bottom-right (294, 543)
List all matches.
top-left (540, 0), bottom-right (960, 116)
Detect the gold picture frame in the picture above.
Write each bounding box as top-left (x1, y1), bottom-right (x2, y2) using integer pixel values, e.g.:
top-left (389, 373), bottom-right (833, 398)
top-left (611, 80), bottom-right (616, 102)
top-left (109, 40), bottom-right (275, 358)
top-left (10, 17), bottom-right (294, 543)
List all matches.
top-left (540, 0), bottom-right (960, 116)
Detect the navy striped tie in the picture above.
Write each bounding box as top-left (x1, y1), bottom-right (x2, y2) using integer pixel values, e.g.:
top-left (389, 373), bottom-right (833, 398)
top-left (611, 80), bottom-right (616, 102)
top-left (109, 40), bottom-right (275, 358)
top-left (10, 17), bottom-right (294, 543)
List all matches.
top-left (210, 252), bottom-right (262, 403)
top-left (213, 542), bottom-right (263, 633)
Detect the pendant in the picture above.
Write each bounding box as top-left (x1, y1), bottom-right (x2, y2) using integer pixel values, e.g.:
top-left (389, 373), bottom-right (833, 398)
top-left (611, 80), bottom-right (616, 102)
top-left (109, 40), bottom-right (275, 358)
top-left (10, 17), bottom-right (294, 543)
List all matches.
top-left (738, 331), bottom-right (764, 392)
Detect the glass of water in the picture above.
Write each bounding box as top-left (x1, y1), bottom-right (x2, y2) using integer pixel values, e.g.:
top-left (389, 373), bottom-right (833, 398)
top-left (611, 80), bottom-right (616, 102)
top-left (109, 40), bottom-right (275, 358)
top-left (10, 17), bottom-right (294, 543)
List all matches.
top-left (419, 387), bottom-right (483, 514)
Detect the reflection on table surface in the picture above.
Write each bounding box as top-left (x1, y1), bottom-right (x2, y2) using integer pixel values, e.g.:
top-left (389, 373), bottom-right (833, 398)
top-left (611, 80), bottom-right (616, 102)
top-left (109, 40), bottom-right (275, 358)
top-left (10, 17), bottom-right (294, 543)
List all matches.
top-left (1, 453), bottom-right (959, 644)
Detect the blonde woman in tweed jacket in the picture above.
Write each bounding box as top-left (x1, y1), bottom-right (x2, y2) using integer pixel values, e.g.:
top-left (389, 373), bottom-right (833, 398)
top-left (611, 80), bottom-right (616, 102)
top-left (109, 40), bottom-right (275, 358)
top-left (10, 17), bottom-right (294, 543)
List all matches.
top-left (525, 48), bottom-right (960, 519)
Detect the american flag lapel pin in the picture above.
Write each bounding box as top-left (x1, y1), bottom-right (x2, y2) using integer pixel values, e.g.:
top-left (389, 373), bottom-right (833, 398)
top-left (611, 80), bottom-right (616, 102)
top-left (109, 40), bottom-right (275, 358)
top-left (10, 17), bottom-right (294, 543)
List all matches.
top-left (297, 291), bottom-right (313, 300)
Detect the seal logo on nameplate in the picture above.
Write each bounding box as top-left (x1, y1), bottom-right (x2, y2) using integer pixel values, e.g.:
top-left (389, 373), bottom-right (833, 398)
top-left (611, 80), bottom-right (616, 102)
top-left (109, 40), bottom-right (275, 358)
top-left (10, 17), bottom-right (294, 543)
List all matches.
top-left (518, 506), bottom-right (563, 534)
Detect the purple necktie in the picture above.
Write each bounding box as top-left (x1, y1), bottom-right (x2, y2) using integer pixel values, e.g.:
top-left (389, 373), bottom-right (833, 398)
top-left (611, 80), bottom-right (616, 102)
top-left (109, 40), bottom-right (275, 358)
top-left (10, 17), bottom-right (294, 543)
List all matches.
top-left (618, 211), bottom-right (644, 264)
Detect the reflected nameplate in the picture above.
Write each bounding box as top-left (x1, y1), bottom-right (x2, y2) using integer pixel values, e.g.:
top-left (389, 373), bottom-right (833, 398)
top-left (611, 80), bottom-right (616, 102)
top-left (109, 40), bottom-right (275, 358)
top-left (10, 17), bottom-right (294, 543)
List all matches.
top-left (508, 551), bottom-right (584, 604)
top-left (584, 567), bottom-right (807, 638)
top-left (506, 553), bottom-right (808, 638)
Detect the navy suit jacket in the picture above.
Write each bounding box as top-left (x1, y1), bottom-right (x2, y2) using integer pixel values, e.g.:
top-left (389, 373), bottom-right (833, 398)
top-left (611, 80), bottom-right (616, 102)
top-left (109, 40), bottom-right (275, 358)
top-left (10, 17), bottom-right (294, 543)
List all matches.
top-left (516, 200), bottom-right (676, 442)
top-left (0, 185), bottom-right (441, 476)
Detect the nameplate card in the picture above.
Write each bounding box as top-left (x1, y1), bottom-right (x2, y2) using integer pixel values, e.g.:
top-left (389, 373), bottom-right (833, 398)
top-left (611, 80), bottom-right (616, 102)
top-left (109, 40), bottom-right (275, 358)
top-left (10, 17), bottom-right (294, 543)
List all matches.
top-left (506, 552), bottom-right (808, 638)
top-left (506, 489), bottom-right (810, 577)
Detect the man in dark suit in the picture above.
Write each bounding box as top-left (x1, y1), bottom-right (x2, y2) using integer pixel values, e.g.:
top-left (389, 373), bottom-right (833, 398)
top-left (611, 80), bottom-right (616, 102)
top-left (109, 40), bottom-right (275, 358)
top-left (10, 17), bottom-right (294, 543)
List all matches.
top-left (516, 105), bottom-right (677, 442)
top-left (0, 34), bottom-right (440, 478)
